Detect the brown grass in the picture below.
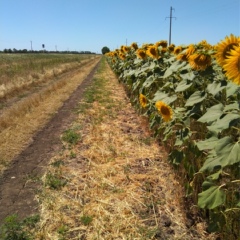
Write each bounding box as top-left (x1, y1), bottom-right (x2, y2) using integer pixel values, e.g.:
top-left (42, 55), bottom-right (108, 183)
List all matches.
top-left (0, 57), bottom-right (100, 174)
top-left (32, 59), bottom-right (216, 239)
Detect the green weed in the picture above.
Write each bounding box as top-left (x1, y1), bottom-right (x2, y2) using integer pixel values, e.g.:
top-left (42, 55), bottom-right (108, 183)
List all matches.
top-left (61, 129), bottom-right (80, 145)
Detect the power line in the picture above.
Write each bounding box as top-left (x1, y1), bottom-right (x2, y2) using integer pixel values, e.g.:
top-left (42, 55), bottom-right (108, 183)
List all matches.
top-left (165, 6), bottom-right (176, 45)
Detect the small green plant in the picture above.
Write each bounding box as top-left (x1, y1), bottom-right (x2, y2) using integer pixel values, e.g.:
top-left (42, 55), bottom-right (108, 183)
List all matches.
top-left (61, 129), bottom-right (80, 145)
top-left (70, 151), bottom-right (76, 158)
top-left (57, 224), bottom-right (68, 236)
top-left (80, 215), bottom-right (93, 226)
top-left (45, 172), bottom-right (67, 190)
top-left (0, 214), bottom-right (30, 240)
top-left (51, 159), bottom-right (64, 167)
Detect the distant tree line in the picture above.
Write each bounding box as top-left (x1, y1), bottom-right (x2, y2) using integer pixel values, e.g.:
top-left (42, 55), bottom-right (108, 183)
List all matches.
top-left (0, 48), bottom-right (97, 54)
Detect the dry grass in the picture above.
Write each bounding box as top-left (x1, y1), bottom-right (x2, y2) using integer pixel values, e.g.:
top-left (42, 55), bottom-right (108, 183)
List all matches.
top-left (0, 56), bottom-right (97, 100)
top-left (32, 59), bottom-right (216, 239)
top-left (0, 57), bottom-right (100, 174)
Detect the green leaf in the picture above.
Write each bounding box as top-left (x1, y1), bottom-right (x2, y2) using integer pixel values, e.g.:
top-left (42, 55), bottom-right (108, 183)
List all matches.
top-left (198, 103), bottom-right (223, 123)
top-left (196, 135), bottom-right (219, 151)
top-left (200, 137), bottom-right (240, 171)
top-left (207, 113), bottom-right (240, 133)
top-left (237, 202), bottom-right (240, 207)
top-left (206, 170), bottom-right (222, 181)
top-left (180, 70), bottom-right (195, 81)
top-left (169, 149), bottom-right (184, 165)
top-left (198, 186), bottom-right (226, 209)
top-left (207, 81), bottom-right (226, 96)
top-left (153, 91), bottom-right (168, 101)
top-left (142, 76), bottom-right (155, 88)
top-left (215, 138), bottom-right (240, 167)
top-left (175, 79), bottom-right (192, 92)
top-left (223, 102), bottom-right (239, 111)
top-left (163, 60), bottom-right (187, 78)
top-left (153, 90), bottom-right (177, 104)
top-left (226, 81), bottom-right (240, 97)
top-left (185, 91), bottom-right (207, 107)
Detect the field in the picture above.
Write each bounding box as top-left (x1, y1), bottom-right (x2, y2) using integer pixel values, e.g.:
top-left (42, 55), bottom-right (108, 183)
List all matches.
top-left (0, 37), bottom-right (239, 240)
top-left (0, 53), bottom-right (100, 173)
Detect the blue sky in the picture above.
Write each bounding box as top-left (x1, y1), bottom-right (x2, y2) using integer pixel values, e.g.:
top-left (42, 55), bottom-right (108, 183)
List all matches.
top-left (0, 0), bottom-right (239, 53)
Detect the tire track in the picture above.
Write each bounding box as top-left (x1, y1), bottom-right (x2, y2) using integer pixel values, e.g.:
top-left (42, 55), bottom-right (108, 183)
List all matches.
top-left (0, 59), bottom-right (101, 224)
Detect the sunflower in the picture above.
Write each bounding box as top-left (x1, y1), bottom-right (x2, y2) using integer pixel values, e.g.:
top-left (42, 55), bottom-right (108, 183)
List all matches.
top-left (176, 53), bottom-right (188, 62)
top-left (198, 40), bottom-right (213, 50)
top-left (155, 101), bottom-right (173, 122)
top-left (174, 46), bottom-right (183, 55)
top-left (131, 42), bottom-right (138, 50)
top-left (139, 94), bottom-right (148, 108)
top-left (223, 45), bottom-right (240, 85)
top-left (186, 44), bottom-right (195, 58)
top-left (188, 53), bottom-right (212, 71)
top-left (119, 53), bottom-right (126, 60)
top-left (146, 45), bottom-right (160, 59)
top-left (215, 34), bottom-right (240, 67)
top-left (155, 40), bottom-right (168, 48)
top-left (168, 44), bottom-right (175, 52)
top-left (136, 49), bottom-right (147, 59)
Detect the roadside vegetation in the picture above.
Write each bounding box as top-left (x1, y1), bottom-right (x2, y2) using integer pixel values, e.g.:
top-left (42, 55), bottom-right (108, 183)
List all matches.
top-left (105, 34), bottom-right (240, 239)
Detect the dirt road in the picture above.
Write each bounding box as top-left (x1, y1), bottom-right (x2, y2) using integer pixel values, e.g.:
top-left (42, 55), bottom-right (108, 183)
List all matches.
top-left (0, 58), bottom-right (101, 223)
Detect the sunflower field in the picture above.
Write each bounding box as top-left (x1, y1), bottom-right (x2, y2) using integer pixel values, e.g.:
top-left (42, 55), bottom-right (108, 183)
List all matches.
top-left (105, 34), bottom-right (240, 239)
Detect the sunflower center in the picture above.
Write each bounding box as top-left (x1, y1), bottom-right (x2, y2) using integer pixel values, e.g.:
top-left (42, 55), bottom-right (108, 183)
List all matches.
top-left (161, 105), bottom-right (170, 115)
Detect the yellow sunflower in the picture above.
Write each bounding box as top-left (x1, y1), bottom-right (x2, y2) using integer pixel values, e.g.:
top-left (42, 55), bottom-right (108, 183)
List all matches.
top-left (215, 34), bottom-right (240, 67)
top-left (188, 53), bottom-right (212, 71)
top-left (155, 40), bottom-right (168, 48)
top-left (139, 94), bottom-right (148, 108)
top-left (146, 45), bottom-right (160, 59)
top-left (176, 53), bottom-right (188, 62)
top-left (168, 44), bottom-right (175, 52)
top-left (186, 44), bottom-right (195, 58)
top-left (155, 101), bottom-right (173, 122)
top-left (174, 46), bottom-right (183, 55)
top-left (198, 40), bottom-right (213, 50)
top-left (223, 45), bottom-right (240, 85)
top-left (119, 53), bottom-right (126, 60)
top-left (136, 49), bottom-right (147, 59)
top-left (131, 42), bottom-right (138, 50)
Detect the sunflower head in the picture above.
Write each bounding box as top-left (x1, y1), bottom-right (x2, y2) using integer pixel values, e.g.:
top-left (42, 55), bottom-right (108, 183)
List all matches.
top-left (155, 101), bottom-right (173, 122)
top-left (155, 40), bottom-right (168, 48)
top-left (174, 46), bottom-right (183, 55)
top-left (131, 42), bottom-right (138, 50)
top-left (186, 44), bottom-right (196, 58)
top-left (139, 94), bottom-right (148, 108)
top-left (223, 45), bottom-right (240, 85)
top-left (136, 49), bottom-right (147, 59)
top-left (146, 45), bottom-right (160, 59)
top-left (198, 40), bottom-right (213, 50)
top-left (188, 53), bottom-right (212, 71)
top-left (119, 53), bottom-right (126, 60)
top-left (168, 44), bottom-right (175, 52)
top-left (176, 53), bottom-right (188, 62)
top-left (215, 34), bottom-right (240, 67)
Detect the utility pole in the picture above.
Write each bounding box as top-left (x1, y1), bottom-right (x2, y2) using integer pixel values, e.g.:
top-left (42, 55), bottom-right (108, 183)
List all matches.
top-left (165, 6), bottom-right (176, 45)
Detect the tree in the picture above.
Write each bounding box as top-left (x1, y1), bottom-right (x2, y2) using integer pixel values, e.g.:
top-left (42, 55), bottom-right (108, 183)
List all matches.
top-left (101, 46), bottom-right (110, 55)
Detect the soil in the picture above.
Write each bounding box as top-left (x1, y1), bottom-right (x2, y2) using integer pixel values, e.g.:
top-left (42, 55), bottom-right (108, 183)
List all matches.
top-left (0, 61), bottom-right (100, 224)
